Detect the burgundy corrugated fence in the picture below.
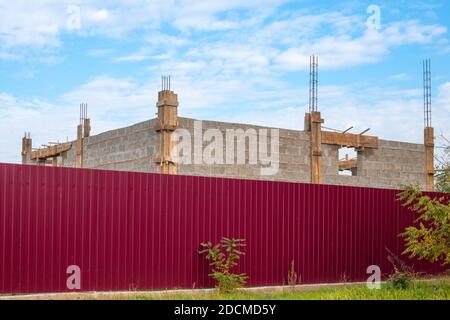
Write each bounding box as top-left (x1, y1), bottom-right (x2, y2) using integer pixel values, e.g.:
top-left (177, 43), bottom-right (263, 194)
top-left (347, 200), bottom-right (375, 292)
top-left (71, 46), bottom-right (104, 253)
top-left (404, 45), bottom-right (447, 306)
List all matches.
top-left (0, 163), bottom-right (441, 294)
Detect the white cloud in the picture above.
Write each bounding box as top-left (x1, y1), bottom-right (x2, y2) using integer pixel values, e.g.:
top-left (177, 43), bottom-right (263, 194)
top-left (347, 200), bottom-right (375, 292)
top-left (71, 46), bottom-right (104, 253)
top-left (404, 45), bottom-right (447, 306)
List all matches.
top-left (0, 93), bottom-right (75, 163)
top-left (111, 9), bottom-right (448, 76)
top-left (85, 48), bottom-right (115, 57)
top-left (274, 21), bottom-right (447, 70)
top-left (0, 0), bottom-right (284, 59)
top-left (60, 76), bottom-right (153, 125)
top-left (86, 8), bottom-right (110, 22)
top-left (388, 73), bottom-right (411, 81)
top-left (173, 16), bottom-right (239, 31)
top-left (113, 46), bottom-right (174, 63)
top-left (114, 54), bottom-right (154, 62)
top-left (1, 0), bottom-right (448, 77)
top-left (0, 2), bottom-right (64, 49)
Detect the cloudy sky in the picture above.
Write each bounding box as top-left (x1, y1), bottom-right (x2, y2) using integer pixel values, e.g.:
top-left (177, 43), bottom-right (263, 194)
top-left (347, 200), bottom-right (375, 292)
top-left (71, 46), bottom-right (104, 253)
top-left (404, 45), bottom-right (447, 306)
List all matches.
top-left (0, 0), bottom-right (449, 163)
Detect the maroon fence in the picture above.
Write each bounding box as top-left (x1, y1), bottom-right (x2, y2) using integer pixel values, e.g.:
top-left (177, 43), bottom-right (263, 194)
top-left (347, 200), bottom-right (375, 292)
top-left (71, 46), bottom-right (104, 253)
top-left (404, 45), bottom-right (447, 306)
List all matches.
top-left (0, 162), bottom-right (440, 294)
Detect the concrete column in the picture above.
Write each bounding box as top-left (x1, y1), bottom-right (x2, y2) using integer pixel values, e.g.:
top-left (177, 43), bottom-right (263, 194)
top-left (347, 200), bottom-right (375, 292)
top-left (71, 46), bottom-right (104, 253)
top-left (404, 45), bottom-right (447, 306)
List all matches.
top-left (424, 127), bottom-right (434, 191)
top-left (304, 113), bottom-right (311, 132)
top-left (76, 124), bottom-right (83, 168)
top-left (21, 135), bottom-right (32, 164)
top-left (310, 111), bottom-right (323, 184)
top-left (156, 87), bottom-right (179, 174)
top-left (83, 118), bottom-right (91, 138)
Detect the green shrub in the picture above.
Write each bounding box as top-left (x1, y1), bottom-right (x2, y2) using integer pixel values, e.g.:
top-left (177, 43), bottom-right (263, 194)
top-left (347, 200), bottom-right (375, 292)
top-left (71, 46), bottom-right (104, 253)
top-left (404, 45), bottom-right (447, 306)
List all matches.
top-left (388, 272), bottom-right (413, 290)
top-left (398, 185), bottom-right (450, 265)
top-left (199, 237), bottom-right (248, 293)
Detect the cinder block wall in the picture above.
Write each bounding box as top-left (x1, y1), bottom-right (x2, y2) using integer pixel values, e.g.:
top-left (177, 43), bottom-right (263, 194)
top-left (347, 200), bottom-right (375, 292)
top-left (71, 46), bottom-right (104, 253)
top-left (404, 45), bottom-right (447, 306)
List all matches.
top-left (322, 140), bottom-right (426, 189)
top-left (31, 116), bottom-right (426, 190)
top-left (82, 120), bottom-right (160, 172)
top-left (357, 140), bottom-right (426, 189)
top-left (58, 119), bottom-right (160, 173)
top-left (176, 119), bottom-right (426, 189)
top-left (176, 118), bottom-right (312, 182)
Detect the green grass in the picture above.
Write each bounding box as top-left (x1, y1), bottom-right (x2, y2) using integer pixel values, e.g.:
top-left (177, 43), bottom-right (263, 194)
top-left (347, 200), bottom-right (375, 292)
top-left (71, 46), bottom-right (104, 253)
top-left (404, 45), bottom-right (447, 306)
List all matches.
top-left (4, 278), bottom-right (447, 300)
top-left (105, 279), bottom-right (449, 300)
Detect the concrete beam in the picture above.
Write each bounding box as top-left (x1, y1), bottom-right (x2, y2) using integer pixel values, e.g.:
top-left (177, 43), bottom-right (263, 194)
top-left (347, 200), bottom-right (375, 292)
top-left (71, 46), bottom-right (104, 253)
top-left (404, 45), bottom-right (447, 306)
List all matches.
top-left (30, 142), bottom-right (72, 160)
top-left (321, 131), bottom-right (378, 150)
top-left (339, 158), bottom-right (357, 171)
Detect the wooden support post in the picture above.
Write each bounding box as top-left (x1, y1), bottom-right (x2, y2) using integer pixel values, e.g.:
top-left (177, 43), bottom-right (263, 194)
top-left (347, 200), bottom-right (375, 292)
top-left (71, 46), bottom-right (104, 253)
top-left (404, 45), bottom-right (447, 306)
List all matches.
top-left (52, 157), bottom-right (58, 167)
top-left (156, 83), bottom-right (179, 174)
top-left (424, 127), bottom-right (434, 191)
top-left (310, 111), bottom-right (323, 184)
top-left (76, 124), bottom-right (83, 168)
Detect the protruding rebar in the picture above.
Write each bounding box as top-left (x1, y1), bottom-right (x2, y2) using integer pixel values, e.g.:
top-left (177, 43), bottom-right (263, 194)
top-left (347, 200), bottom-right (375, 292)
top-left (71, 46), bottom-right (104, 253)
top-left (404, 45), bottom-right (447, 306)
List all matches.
top-left (161, 75), bottom-right (172, 92)
top-left (309, 55), bottom-right (319, 112)
top-left (79, 103), bottom-right (88, 125)
top-left (423, 59), bottom-right (432, 128)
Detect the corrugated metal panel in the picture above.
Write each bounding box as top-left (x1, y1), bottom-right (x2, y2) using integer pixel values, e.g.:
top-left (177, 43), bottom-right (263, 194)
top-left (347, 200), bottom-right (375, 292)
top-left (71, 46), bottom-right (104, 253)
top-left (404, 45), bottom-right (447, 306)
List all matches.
top-left (0, 163), bottom-right (441, 294)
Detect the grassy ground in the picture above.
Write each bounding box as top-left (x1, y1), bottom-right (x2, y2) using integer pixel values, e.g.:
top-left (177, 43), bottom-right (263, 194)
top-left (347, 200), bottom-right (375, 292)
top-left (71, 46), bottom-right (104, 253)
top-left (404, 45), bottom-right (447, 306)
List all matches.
top-left (5, 277), bottom-right (446, 300)
top-left (121, 279), bottom-right (450, 300)
top-left (0, 276), bottom-right (450, 300)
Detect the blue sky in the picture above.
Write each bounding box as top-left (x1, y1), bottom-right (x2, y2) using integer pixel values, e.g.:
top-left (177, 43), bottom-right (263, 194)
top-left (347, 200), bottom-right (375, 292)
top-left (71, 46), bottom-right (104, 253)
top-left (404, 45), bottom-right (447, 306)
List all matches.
top-left (0, 0), bottom-right (449, 163)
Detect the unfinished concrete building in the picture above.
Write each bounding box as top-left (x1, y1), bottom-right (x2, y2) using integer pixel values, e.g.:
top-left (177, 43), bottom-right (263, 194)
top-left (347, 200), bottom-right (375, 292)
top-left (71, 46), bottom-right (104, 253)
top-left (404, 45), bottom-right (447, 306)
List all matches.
top-left (21, 60), bottom-right (435, 191)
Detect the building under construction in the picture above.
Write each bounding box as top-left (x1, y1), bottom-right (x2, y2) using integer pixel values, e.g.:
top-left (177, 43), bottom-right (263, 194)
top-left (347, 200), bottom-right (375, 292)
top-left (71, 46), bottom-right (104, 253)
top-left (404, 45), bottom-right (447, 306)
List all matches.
top-left (21, 58), bottom-right (435, 191)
